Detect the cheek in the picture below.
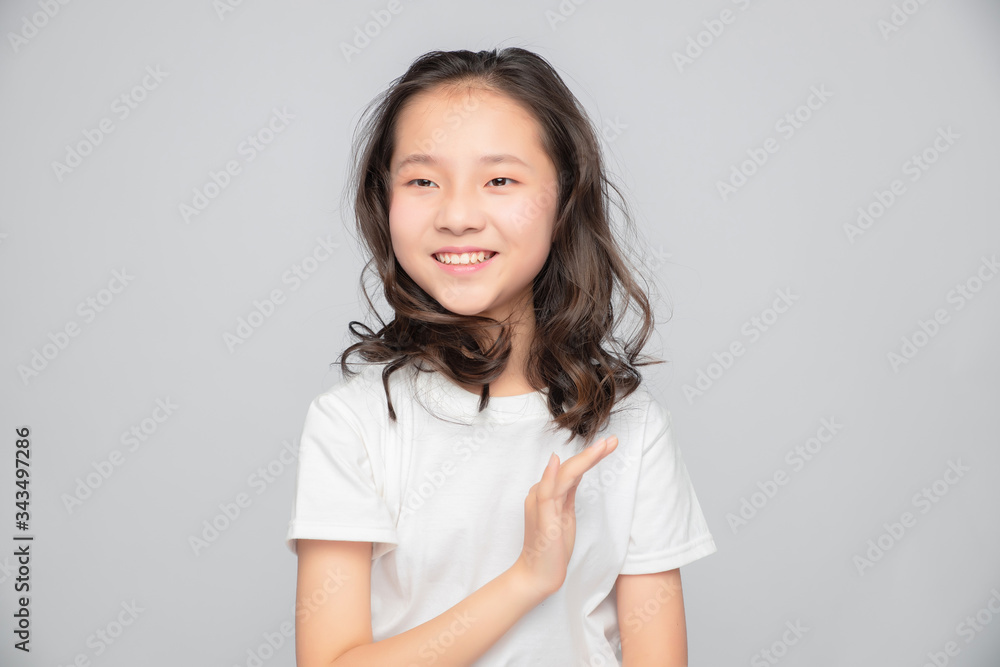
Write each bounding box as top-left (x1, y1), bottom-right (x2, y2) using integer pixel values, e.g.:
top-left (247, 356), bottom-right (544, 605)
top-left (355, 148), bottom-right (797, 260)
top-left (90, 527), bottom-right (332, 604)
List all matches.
top-left (504, 199), bottom-right (556, 248)
top-left (504, 189), bottom-right (556, 234)
top-left (388, 200), bottom-right (417, 255)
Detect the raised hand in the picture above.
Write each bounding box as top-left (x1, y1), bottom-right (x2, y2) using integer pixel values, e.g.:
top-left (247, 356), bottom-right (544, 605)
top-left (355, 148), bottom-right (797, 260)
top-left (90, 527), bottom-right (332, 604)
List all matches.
top-left (514, 435), bottom-right (620, 598)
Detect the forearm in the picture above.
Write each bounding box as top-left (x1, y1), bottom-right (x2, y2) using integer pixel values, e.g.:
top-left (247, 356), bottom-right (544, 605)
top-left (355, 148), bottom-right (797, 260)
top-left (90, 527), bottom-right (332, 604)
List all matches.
top-left (333, 561), bottom-right (547, 667)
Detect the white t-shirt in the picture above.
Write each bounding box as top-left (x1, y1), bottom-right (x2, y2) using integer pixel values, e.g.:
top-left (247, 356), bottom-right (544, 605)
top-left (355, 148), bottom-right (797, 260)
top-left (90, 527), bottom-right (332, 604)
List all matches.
top-left (286, 361), bottom-right (717, 665)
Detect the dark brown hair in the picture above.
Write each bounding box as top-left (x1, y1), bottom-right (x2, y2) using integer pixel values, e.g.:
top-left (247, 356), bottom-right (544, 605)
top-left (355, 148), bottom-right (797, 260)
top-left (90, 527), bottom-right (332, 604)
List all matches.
top-left (337, 46), bottom-right (665, 449)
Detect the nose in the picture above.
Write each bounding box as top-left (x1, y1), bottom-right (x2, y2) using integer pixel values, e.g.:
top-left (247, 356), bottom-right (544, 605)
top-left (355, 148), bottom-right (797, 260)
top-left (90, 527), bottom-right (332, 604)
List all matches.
top-left (435, 184), bottom-right (486, 235)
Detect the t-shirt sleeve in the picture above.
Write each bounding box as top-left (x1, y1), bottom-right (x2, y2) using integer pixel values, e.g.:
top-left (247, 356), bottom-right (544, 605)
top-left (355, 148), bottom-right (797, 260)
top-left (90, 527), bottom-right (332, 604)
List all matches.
top-left (619, 396), bottom-right (717, 575)
top-left (285, 390), bottom-right (398, 556)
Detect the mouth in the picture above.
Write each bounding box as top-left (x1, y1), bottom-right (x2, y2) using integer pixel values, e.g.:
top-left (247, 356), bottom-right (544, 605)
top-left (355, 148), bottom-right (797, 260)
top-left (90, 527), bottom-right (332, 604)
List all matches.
top-left (432, 250), bottom-right (498, 266)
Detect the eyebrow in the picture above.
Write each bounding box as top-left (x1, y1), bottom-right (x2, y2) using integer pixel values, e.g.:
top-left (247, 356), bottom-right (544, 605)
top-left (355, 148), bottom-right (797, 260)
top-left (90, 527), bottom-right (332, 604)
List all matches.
top-left (392, 153), bottom-right (531, 175)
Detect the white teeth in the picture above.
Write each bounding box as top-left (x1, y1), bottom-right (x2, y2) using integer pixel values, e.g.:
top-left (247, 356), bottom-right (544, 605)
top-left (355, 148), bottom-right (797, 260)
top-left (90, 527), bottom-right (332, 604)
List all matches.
top-left (435, 251), bottom-right (495, 265)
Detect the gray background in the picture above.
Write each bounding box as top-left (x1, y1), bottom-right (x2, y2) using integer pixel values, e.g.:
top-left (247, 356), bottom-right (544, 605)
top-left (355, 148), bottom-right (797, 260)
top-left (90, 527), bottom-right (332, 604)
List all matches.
top-left (2, 0), bottom-right (999, 665)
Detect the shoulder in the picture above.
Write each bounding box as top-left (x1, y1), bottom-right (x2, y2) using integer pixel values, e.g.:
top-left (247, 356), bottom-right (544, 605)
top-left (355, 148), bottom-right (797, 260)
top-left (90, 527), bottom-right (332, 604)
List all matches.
top-left (610, 382), bottom-right (676, 455)
top-left (307, 361), bottom-right (405, 427)
top-left (324, 359), bottom-right (418, 397)
top-left (613, 382), bottom-right (668, 426)
top-left (314, 360), bottom-right (427, 414)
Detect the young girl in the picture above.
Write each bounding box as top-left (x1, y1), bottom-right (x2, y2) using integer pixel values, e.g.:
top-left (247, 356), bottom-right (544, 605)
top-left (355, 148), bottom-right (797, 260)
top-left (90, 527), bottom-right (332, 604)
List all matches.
top-left (286, 47), bottom-right (717, 666)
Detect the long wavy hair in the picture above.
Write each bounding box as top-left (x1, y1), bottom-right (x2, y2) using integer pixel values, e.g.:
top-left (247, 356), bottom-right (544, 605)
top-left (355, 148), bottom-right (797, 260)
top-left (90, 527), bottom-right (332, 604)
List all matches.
top-left (337, 46), bottom-right (665, 449)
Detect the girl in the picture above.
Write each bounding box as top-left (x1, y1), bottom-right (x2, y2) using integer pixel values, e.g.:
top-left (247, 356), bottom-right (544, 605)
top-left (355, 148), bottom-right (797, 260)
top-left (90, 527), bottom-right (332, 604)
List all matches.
top-left (286, 47), bottom-right (717, 666)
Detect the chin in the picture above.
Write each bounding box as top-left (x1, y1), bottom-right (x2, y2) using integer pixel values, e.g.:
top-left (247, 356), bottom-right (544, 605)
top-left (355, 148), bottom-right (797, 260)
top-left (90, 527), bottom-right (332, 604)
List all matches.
top-left (433, 298), bottom-right (493, 319)
top-left (441, 304), bottom-right (486, 317)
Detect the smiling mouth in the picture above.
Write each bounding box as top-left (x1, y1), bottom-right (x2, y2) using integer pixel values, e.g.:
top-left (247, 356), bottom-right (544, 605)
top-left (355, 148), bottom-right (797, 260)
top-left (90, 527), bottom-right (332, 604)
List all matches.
top-left (433, 251), bottom-right (497, 265)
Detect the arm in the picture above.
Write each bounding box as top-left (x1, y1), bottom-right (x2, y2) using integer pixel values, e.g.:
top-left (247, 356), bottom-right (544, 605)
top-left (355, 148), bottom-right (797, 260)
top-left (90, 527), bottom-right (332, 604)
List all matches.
top-left (616, 568), bottom-right (688, 667)
top-left (294, 538), bottom-right (550, 667)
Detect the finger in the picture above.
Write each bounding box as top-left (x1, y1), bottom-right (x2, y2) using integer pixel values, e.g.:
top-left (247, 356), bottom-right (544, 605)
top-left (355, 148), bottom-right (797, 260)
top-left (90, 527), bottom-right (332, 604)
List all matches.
top-left (554, 439), bottom-right (607, 484)
top-left (559, 476), bottom-right (582, 511)
top-left (559, 477), bottom-right (579, 505)
top-left (524, 485), bottom-right (538, 510)
top-left (553, 436), bottom-right (618, 493)
top-left (552, 438), bottom-right (618, 499)
top-left (562, 438), bottom-right (606, 469)
top-left (536, 452), bottom-right (561, 502)
top-left (563, 482), bottom-right (577, 516)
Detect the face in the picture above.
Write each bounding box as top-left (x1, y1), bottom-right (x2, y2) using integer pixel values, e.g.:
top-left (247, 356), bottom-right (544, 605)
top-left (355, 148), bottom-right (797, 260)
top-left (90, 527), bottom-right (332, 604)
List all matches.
top-left (388, 85), bottom-right (559, 324)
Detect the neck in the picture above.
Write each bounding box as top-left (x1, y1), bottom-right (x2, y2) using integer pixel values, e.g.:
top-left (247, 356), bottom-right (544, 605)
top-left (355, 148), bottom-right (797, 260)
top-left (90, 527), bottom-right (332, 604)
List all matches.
top-left (464, 294), bottom-right (537, 397)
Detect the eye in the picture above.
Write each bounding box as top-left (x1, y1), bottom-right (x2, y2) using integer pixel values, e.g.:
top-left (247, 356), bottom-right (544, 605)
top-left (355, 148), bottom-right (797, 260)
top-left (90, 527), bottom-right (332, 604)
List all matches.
top-left (487, 177), bottom-right (516, 187)
top-left (407, 179), bottom-right (438, 188)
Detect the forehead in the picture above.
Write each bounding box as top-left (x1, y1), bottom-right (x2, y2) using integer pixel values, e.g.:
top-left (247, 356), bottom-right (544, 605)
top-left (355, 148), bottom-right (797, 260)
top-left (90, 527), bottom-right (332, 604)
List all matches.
top-left (392, 85), bottom-right (546, 162)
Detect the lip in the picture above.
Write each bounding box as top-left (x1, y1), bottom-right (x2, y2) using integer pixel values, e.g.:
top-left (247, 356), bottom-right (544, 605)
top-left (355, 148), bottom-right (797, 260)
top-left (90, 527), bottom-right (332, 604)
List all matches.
top-left (433, 250), bottom-right (498, 274)
top-left (433, 246), bottom-right (497, 254)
